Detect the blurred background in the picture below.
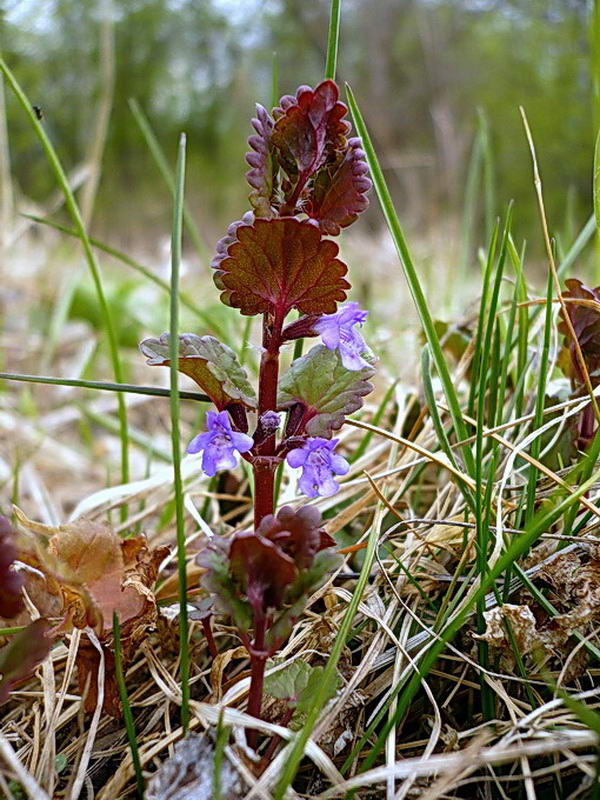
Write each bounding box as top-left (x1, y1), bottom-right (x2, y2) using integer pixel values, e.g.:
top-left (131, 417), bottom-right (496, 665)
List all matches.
top-left (1, 0), bottom-right (594, 253)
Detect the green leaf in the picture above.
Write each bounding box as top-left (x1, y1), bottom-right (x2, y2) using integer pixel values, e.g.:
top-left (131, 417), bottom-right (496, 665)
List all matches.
top-left (265, 659), bottom-right (314, 702)
top-left (140, 333), bottom-right (256, 410)
top-left (278, 344), bottom-right (374, 436)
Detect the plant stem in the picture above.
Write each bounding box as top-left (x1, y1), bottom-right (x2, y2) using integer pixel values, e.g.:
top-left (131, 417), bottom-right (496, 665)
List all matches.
top-left (246, 615), bottom-right (267, 748)
top-left (254, 313), bottom-right (283, 527)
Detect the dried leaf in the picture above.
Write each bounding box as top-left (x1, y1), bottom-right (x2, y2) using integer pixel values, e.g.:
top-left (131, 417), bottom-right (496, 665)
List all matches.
top-left (146, 732), bottom-right (242, 800)
top-left (307, 138), bottom-right (371, 235)
top-left (0, 619), bottom-right (51, 703)
top-left (211, 217), bottom-right (350, 317)
top-left (0, 515), bottom-right (24, 619)
top-left (473, 604), bottom-right (539, 654)
top-left (13, 508), bottom-right (168, 716)
top-left (278, 344), bottom-right (375, 436)
top-left (140, 333), bottom-right (256, 409)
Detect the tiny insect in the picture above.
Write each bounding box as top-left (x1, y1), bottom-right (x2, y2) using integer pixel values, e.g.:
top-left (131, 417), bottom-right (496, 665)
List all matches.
top-left (32, 105), bottom-right (43, 121)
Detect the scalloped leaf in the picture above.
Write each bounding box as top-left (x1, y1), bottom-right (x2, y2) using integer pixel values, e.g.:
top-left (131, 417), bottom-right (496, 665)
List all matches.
top-left (278, 344), bottom-right (374, 436)
top-left (211, 218), bottom-right (350, 317)
top-left (307, 138), bottom-right (371, 235)
top-left (0, 515), bottom-right (24, 619)
top-left (272, 80), bottom-right (350, 181)
top-left (246, 104), bottom-right (276, 218)
top-left (139, 333), bottom-right (256, 409)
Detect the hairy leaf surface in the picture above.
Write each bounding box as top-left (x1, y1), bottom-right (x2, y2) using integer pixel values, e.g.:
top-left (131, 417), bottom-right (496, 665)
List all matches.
top-left (140, 333), bottom-right (256, 409)
top-left (211, 218), bottom-right (349, 317)
top-left (307, 138), bottom-right (371, 235)
top-left (278, 344), bottom-right (375, 436)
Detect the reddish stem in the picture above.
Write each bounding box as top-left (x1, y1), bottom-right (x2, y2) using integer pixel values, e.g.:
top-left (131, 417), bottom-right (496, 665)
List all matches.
top-left (247, 309), bottom-right (285, 747)
top-left (259, 706), bottom-right (294, 770)
top-left (246, 614), bottom-right (267, 749)
top-left (254, 312), bottom-right (283, 527)
top-left (200, 617), bottom-right (218, 659)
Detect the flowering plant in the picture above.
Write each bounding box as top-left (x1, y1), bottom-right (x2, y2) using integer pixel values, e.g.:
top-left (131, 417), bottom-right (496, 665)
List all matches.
top-left (140, 79), bottom-right (374, 739)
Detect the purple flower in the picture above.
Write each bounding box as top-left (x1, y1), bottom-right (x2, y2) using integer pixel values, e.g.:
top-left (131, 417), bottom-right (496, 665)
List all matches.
top-left (314, 301), bottom-right (372, 371)
top-left (187, 410), bottom-right (254, 477)
top-left (286, 437), bottom-right (349, 498)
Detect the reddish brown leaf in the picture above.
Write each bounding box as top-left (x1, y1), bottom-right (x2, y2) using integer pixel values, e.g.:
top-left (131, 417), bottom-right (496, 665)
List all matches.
top-left (256, 505), bottom-right (332, 570)
top-left (212, 217), bottom-right (350, 317)
top-left (0, 619), bottom-right (51, 704)
top-left (229, 531), bottom-right (297, 613)
top-left (246, 104), bottom-right (276, 218)
top-left (272, 80), bottom-right (350, 182)
top-left (558, 279), bottom-right (600, 383)
top-left (0, 515), bottom-right (24, 619)
top-left (12, 508), bottom-right (168, 717)
top-left (307, 138), bottom-right (371, 235)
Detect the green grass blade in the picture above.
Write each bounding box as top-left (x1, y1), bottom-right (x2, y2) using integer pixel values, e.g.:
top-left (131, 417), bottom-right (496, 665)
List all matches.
top-left (525, 272), bottom-right (553, 523)
top-left (554, 213), bottom-right (595, 280)
top-left (273, 519), bottom-right (380, 799)
top-left (359, 447), bottom-right (600, 774)
top-left (325, 0), bottom-right (342, 80)
top-left (350, 379), bottom-right (398, 464)
top-left (169, 133), bottom-right (190, 732)
top-left (129, 98), bottom-right (208, 261)
top-left (113, 613), bottom-right (144, 799)
top-left (346, 83), bottom-right (475, 476)
top-left (0, 371), bottom-right (209, 402)
top-left (0, 57), bottom-right (130, 491)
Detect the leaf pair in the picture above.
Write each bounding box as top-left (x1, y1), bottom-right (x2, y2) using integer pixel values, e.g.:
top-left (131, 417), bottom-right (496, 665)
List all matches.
top-left (246, 80), bottom-right (370, 235)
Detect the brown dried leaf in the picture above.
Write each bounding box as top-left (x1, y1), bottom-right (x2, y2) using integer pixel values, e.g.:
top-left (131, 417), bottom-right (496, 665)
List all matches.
top-left (12, 508), bottom-right (168, 716)
top-left (473, 604), bottom-right (540, 654)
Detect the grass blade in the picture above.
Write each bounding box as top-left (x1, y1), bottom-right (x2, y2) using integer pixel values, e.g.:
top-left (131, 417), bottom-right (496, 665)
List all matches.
top-left (113, 613), bottom-right (144, 799)
top-left (24, 214), bottom-right (227, 338)
top-left (129, 98), bottom-right (209, 261)
top-left (346, 83), bottom-right (475, 476)
top-left (169, 133), bottom-right (190, 732)
top-left (0, 371), bottom-right (209, 402)
top-left (273, 518), bottom-right (380, 799)
top-left (325, 0), bottom-right (342, 81)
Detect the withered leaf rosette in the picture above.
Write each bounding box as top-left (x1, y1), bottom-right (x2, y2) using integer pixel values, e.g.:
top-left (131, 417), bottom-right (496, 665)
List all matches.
top-left (139, 79), bottom-right (373, 736)
top-left (5, 508), bottom-right (168, 716)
